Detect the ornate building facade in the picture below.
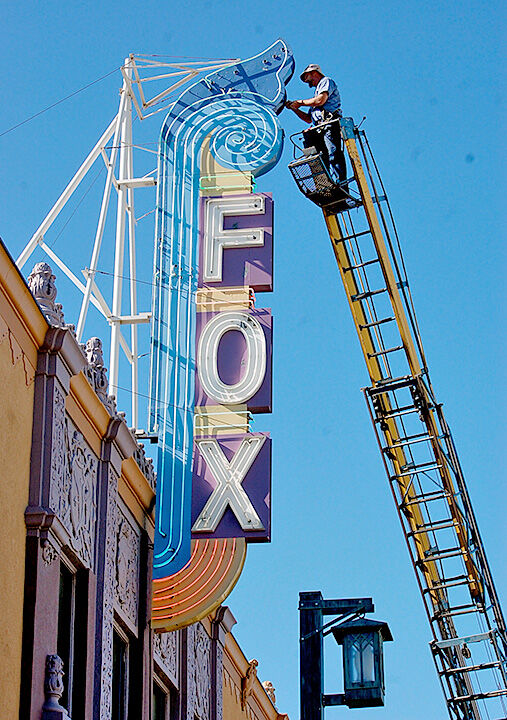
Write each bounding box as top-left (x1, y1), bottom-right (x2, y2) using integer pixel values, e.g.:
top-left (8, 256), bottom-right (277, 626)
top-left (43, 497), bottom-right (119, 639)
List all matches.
top-left (0, 241), bottom-right (288, 720)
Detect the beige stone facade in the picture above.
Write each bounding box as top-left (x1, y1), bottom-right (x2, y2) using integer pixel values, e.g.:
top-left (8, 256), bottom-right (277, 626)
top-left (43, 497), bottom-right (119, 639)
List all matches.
top-left (0, 241), bottom-right (288, 720)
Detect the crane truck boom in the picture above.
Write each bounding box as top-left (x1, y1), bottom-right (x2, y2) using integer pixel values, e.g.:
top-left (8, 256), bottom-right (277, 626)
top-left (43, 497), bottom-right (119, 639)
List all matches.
top-left (288, 117), bottom-right (507, 720)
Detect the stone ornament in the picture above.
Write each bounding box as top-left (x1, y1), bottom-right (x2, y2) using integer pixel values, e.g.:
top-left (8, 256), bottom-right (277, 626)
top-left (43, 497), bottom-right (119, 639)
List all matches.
top-left (115, 508), bottom-right (140, 633)
top-left (50, 410), bottom-right (97, 570)
top-left (186, 623), bottom-right (211, 720)
top-left (100, 470), bottom-right (118, 720)
top-left (194, 624), bottom-right (211, 719)
top-left (41, 539), bottom-right (59, 566)
top-left (82, 336), bottom-right (117, 415)
top-left (43, 655), bottom-right (65, 709)
top-left (27, 262), bottom-right (65, 327)
top-left (262, 680), bottom-right (276, 705)
top-left (153, 631), bottom-right (179, 686)
top-left (241, 658), bottom-right (258, 710)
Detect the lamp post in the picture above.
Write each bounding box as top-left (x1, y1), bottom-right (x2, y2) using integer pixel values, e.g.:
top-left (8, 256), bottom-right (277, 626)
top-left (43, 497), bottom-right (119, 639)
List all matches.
top-left (299, 591), bottom-right (393, 719)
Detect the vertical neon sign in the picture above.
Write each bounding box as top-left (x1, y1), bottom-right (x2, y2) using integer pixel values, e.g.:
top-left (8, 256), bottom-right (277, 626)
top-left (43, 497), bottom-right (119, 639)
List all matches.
top-left (149, 41), bottom-right (294, 584)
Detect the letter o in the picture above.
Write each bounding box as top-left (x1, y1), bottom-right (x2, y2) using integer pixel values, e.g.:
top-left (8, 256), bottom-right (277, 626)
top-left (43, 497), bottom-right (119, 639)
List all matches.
top-left (197, 311), bottom-right (266, 404)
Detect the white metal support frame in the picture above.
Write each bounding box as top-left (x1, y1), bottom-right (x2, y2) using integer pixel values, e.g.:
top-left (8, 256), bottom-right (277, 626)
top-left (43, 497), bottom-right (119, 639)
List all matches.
top-left (16, 53), bottom-right (239, 429)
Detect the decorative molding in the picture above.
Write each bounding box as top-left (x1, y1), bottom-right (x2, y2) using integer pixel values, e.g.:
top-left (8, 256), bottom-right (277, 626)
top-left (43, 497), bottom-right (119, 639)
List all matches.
top-left (115, 503), bottom-right (140, 635)
top-left (41, 539), bottom-right (59, 566)
top-left (188, 623), bottom-right (211, 720)
top-left (216, 643), bottom-right (224, 720)
top-left (27, 262), bottom-right (65, 327)
top-left (50, 411), bottom-right (97, 569)
top-left (153, 631), bottom-right (179, 687)
top-left (241, 658), bottom-right (258, 710)
top-left (82, 336), bottom-right (117, 415)
top-left (100, 469), bottom-right (118, 720)
top-left (49, 385), bottom-right (67, 515)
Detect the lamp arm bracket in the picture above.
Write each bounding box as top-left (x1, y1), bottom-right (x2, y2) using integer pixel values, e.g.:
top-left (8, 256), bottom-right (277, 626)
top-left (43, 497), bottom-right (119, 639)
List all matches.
top-left (300, 610), bottom-right (366, 643)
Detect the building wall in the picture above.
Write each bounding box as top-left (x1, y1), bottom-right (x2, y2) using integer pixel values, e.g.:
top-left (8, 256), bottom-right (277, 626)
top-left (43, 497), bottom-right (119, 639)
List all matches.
top-left (0, 247), bottom-right (288, 720)
top-left (0, 244), bottom-right (46, 720)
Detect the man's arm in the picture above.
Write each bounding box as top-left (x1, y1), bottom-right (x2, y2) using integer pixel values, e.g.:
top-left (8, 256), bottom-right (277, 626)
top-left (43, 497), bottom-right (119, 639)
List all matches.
top-left (285, 91), bottom-right (329, 122)
top-left (286, 104), bottom-right (312, 123)
top-left (297, 91), bottom-right (329, 108)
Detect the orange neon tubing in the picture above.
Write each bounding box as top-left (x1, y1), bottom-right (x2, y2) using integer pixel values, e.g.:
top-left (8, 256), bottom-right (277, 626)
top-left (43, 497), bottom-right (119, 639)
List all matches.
top-left (153, 541), bottom-right (227, 610)
top-left (154, 540), bottom-right (238, 619)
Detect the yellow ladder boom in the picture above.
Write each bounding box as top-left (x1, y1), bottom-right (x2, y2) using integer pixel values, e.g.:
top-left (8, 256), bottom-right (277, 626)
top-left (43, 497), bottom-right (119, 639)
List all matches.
top-left (290, 117), bottom-right (507, 720)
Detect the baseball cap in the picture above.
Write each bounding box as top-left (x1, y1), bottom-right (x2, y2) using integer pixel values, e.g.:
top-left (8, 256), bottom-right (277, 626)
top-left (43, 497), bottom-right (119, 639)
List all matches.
top-left (300, 64), bottom-right (323, 81)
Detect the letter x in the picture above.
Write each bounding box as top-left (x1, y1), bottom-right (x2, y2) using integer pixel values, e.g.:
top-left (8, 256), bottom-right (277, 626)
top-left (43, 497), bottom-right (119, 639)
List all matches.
top-left (192, 436), bottom-right (266, 533)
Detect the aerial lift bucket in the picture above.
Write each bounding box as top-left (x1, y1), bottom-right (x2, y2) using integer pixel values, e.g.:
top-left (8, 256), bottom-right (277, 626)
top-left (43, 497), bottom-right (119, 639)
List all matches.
top-left (287, 121), bottom-right (360, 214)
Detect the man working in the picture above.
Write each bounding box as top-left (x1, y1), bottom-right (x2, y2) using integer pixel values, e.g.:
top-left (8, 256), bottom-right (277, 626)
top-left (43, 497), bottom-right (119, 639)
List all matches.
top-left (285, 64), bottom-right (347, 187)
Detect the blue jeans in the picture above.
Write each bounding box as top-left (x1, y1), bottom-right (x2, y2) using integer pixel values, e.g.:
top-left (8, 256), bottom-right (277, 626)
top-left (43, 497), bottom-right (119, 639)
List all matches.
top-left (303, 124), bottom-right (347, 184)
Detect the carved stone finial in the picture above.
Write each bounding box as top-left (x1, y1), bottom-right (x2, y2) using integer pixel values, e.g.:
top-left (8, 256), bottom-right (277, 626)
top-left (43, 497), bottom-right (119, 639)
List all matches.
top-left (28, 262), bottom-right (65, 327)
top-left (84, 336), bottom-right (104, 368)
top-left (84, 336), bottom-right (108, 396)
top-left (133, 441), bottom-right (156, 491)
top-left (262, 680), bottom-right (276, 705)
top-left (82, 336), bottom-right (117, 414)
top-left (241, 658), bottom-right (258, 709)
top-left (43, 654), bottom-right (65, 709)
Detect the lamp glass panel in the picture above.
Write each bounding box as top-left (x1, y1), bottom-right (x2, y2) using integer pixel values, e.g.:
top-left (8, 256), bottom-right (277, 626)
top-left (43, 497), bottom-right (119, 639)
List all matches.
top-left (348, 633), bottom-right (376, 685)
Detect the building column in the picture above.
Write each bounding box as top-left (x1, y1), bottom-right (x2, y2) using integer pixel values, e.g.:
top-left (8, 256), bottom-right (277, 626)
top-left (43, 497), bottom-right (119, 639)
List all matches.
top-left (93, 416), bottom-right (122, 720)
top-left (210, 606), bottom-right (237, 720)
top-left (21, 326), bottom-right (85, 720)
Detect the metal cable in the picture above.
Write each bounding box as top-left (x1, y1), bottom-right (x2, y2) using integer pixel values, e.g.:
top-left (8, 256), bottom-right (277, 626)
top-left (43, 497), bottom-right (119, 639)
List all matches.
top-left (0, 66), bottom-right (122, 138)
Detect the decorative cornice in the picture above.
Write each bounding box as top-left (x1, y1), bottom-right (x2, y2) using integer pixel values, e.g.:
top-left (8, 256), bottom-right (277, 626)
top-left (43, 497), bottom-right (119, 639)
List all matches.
top-left (0, 241), bottom-right (48, 352)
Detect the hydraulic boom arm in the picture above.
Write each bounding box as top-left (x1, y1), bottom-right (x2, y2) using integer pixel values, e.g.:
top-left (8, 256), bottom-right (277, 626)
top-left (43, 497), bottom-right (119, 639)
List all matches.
top-left (289, 117), bottom-right (507, 720)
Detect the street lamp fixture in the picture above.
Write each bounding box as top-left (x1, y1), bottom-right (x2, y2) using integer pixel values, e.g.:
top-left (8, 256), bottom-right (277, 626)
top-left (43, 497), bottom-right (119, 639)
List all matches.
top-left (299, 591), bottom-right (393, 719)
top-left (331, 617), bottom-right (393, 708)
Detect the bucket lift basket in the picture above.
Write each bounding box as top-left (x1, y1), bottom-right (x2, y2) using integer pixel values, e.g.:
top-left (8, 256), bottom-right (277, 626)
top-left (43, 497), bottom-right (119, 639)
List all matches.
top-left (287, 121), bottom-right (360, 214)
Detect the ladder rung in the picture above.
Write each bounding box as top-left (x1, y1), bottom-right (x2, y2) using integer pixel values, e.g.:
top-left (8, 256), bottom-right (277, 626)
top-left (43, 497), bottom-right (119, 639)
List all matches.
top-left (423, 574), bottom-right (469, 592)
top-left (380, 406), bottom-right (418, 420)
top-left (371, 375), bottom-right (413, 390)
top-left (442, 661), bottom-right (502, 676)
top-left (339, 229), bottom-right (371, 244)
top-left (393, 462), bottom-right (443, 478)
top-left (368, 344), bottom-right (404, 358)
top-left (451, 688), bottom-right (507, 703)
top-left (433, 604), bottom-right (478, 619)
top-left (409, 519), bottom-right (456, 536)
top-left (360, 316), bottom-right (395, 329)
top-left (402, 490), bottom-right (451, 507)
top-left (351, 287), bottom-right (386, 301)
top-left (419, 547), bottom-right (464, 563)
top-left (344, 258), bottom-right (380, 273)
top-left (388, 433), bottom-right (434, 450)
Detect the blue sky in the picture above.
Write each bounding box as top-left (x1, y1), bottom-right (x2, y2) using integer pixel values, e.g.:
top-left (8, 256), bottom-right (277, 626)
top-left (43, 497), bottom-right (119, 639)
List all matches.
top-left (2, 1), bottom-right (505, 718)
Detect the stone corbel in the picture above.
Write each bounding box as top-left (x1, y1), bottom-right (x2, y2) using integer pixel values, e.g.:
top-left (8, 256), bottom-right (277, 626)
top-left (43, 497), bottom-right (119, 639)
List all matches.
top-left (211, 605), bottom-right (237, 647)
top-left (25, 506), bottom-right (71, 565)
